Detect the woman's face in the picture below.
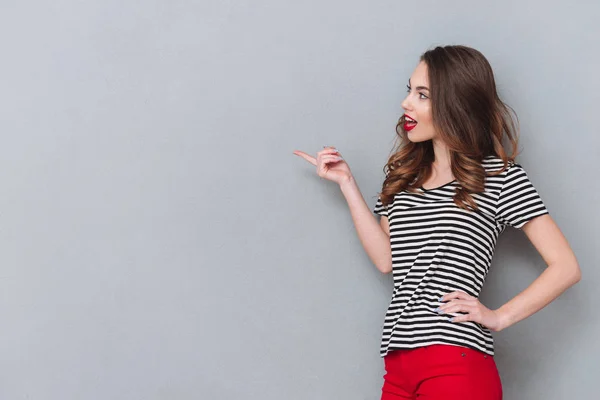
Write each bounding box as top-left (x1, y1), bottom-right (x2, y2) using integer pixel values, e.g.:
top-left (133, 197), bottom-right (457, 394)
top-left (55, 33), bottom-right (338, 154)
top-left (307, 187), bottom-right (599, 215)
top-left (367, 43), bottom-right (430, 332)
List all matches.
top-left (401, 61), bottom-right (437, 142)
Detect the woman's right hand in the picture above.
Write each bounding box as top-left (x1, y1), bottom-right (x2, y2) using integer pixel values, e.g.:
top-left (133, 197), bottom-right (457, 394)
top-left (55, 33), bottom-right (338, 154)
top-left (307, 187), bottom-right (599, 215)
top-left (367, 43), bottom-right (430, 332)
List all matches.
top-left (293, 146), bottom-right (353, 185)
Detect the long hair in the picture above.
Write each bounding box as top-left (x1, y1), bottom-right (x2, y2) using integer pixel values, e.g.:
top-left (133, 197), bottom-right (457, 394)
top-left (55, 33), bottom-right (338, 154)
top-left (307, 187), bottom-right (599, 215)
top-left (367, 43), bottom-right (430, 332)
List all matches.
top-left (378, 45), bottom-right (520, 212)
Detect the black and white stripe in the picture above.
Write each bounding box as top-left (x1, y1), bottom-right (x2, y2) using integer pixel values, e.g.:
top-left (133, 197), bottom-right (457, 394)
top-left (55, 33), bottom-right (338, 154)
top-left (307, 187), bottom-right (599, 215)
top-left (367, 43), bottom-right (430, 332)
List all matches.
top-left (373, 155), bottom-right (549, 357)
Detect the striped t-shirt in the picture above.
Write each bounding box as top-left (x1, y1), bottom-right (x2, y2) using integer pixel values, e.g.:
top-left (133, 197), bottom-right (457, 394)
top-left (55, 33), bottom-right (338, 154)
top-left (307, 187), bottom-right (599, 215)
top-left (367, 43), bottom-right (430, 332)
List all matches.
top-left (372, 155), bottom-right (549, 358)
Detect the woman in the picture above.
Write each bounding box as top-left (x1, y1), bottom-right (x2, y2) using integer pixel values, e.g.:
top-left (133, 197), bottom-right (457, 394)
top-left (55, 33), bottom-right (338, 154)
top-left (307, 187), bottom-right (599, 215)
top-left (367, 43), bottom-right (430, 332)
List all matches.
top-left (293, 45), bottom-right (581, 399)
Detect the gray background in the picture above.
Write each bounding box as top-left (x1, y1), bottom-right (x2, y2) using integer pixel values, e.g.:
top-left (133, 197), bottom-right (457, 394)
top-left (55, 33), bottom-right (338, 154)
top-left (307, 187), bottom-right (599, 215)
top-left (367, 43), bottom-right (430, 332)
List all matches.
top-left (0, 0), bottom-right (597, 399)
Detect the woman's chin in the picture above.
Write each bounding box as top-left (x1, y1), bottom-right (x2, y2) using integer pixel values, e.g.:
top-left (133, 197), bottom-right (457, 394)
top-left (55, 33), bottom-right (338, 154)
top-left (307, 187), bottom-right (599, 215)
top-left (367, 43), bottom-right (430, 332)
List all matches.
top-left (406, 131), bottom-right (423, 142)
top-left (407, 129), bottom-right (434, 142)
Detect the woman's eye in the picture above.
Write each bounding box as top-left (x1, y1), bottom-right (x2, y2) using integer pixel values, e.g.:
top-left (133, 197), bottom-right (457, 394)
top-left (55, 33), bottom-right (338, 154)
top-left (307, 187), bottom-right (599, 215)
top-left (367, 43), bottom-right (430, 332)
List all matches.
top-left (407, 85), bottom-right (428, 99)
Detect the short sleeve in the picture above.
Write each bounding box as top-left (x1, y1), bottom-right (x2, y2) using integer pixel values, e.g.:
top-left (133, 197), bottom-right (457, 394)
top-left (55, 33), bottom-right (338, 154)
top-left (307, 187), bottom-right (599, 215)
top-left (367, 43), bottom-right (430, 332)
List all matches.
top-left (495, 164), bottom-right (549, 229)
top-left (373, 195), bottom-right (388, 217)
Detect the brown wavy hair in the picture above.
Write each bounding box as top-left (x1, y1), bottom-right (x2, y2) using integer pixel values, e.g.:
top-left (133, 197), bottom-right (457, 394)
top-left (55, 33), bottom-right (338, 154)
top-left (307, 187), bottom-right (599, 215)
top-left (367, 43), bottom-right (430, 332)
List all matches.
top-left (377, 45), bottom-right (521, 212)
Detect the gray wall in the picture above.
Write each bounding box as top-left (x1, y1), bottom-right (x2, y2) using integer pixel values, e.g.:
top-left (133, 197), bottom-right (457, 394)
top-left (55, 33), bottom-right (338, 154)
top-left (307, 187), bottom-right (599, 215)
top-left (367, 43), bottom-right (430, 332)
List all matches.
top-left (0, 0), bottom-right (597, 399)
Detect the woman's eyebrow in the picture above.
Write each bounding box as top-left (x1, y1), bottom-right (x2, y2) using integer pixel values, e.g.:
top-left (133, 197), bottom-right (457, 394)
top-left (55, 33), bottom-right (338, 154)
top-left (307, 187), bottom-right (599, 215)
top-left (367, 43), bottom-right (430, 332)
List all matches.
top-left (408, 79), bottom-right (430, 91)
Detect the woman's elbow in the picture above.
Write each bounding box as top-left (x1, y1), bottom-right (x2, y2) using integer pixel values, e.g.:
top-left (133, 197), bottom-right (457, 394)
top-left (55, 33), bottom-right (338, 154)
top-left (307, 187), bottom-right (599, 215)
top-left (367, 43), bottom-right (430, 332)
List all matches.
top-left (571, 263), bottom-right (582, 284)
top-left (379, 264), bottom-right (393, 274)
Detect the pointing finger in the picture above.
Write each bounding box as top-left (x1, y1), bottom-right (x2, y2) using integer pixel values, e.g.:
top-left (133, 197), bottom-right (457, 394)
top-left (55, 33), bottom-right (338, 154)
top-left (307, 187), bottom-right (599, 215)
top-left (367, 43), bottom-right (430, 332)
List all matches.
top-left (293, 150), bottom-right (317, 166)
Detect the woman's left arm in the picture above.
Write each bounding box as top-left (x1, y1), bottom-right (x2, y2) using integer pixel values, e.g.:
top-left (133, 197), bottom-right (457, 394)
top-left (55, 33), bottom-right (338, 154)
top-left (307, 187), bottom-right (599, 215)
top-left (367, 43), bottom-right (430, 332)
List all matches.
top-left (493, 214), bottom-right (581, 330)
top-left (439, 214), bottom-right (581, 331)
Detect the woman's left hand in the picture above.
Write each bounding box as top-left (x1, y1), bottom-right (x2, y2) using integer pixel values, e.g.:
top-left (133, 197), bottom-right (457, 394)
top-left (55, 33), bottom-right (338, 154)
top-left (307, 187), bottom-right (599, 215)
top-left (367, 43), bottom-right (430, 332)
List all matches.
top-left (438, 291), bottom-right (505, 332)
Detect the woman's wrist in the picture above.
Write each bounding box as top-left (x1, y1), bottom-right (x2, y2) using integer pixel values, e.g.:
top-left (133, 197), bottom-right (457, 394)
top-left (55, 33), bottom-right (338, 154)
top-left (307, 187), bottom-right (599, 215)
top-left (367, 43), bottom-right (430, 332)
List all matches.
top-left (492, 307), bottom-right (513, 332)
top-left (339, 174), bottom-right (356, 191)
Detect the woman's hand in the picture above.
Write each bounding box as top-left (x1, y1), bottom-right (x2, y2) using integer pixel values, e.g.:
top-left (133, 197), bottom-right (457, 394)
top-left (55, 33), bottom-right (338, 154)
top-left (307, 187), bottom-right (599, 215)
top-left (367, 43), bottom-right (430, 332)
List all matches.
top-left (438, 291), bottom-right (505, 332)
top-left (293, 145), bottom-right (353, 186)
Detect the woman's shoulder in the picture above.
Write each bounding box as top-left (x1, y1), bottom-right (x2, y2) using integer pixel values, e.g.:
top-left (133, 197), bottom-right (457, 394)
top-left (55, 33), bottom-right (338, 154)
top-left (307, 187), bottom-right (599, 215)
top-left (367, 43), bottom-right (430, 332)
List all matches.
top-left (481, 155), bottom-right (517, 173)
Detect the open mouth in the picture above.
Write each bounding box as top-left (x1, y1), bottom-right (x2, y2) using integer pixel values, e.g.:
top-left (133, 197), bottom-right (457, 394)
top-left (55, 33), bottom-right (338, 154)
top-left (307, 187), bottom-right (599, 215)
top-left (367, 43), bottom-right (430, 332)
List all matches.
top-left (403, 115), bottom-right (418, 131)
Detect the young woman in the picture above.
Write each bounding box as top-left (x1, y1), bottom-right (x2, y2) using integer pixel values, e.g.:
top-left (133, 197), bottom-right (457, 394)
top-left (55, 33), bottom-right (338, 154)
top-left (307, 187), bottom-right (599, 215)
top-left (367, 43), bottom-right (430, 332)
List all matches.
top-left (293, 45), bottom-right (581, 399)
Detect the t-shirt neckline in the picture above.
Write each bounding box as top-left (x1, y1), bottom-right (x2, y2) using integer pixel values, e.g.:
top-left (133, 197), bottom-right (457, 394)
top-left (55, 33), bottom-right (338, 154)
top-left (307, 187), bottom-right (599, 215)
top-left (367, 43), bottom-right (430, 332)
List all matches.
top-left (420, 179), bottom-right (457, 191)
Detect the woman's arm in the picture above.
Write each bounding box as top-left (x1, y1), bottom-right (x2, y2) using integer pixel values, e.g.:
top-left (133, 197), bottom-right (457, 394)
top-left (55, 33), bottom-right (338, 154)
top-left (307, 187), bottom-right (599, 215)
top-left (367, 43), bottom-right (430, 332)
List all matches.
top-left (439, 214), bottom-right (581, 331)
top-left (339, 176), bottom-right (393, 274)
top-left (493, 214), bottom-right (581, 330)
top-left (293, 146), bottom-right (392, 274)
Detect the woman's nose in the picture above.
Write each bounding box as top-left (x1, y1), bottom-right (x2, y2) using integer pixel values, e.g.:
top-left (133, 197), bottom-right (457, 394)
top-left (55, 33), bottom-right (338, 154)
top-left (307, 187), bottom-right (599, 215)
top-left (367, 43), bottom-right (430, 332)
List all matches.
top-left (401, 96), bottom-right (412, 111)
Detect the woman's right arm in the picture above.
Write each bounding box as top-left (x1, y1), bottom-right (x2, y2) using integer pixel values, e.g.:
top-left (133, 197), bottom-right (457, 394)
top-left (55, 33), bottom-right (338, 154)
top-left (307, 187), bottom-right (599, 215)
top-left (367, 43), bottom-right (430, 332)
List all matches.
top-left (293, 146), bottom-right (392, 274)
top-left (339, 176), bottom-right (392, 274)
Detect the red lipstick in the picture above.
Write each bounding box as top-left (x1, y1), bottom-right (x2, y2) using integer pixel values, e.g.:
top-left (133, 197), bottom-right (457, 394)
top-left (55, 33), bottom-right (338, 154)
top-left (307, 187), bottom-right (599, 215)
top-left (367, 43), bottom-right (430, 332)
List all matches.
top-left (403, 114), bottom-right (417, 131)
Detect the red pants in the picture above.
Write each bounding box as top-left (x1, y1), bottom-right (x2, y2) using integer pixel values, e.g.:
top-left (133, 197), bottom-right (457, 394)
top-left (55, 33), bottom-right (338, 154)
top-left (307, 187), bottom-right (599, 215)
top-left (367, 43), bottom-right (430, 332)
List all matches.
top-left (381, 344), bottom-right (503, 399)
